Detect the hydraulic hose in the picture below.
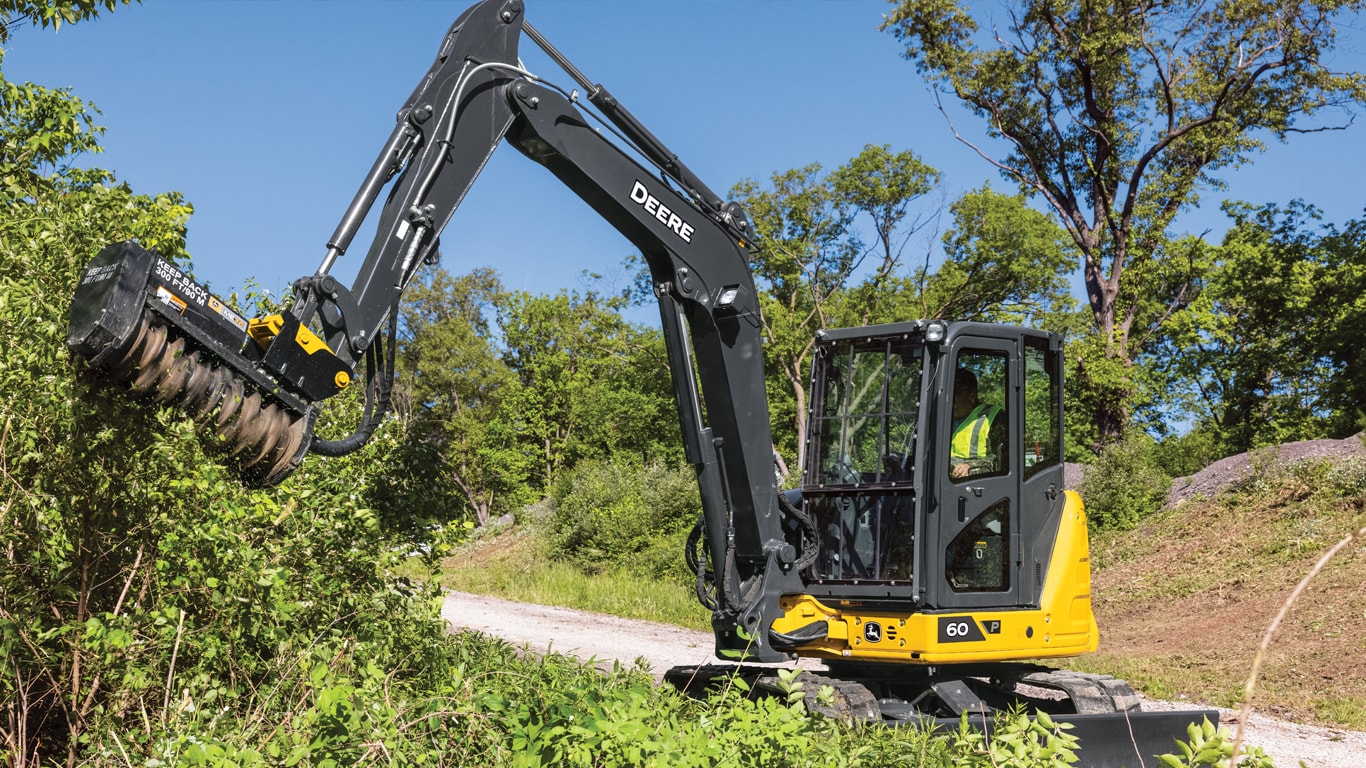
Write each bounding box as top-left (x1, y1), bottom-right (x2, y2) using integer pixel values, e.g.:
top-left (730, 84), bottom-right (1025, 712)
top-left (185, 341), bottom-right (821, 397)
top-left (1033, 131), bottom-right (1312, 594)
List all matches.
top-left (309, 300), bottom-right (399, 457)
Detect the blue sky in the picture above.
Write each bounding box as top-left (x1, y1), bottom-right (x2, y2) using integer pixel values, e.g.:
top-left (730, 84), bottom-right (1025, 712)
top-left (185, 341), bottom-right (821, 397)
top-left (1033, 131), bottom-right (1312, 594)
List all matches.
top-left (8, 0), bottom-right (1366, 314)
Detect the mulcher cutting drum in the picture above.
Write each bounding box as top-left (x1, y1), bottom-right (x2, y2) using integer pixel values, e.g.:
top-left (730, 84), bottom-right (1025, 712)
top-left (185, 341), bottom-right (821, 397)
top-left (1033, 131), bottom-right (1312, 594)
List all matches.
top-left (67, 241), bottom-right (312, 486)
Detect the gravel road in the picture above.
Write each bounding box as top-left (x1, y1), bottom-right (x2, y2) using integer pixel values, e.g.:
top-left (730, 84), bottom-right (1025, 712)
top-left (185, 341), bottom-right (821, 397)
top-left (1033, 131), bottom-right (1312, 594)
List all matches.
top-left (441, 590), bottom-right (1366, 768)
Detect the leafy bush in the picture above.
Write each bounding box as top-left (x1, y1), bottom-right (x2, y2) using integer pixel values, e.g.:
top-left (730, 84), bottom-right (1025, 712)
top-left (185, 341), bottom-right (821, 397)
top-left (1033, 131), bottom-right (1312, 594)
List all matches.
top-left (1325, 455), bottom-right (1366, 497)
top-left (546, 457), bottom-right (700, 580)
top-left (1155, 717), bottom-right (1275, 768)
top-left (1152, 426), bottom-right (1226, 479)
top-left (1077, 434), bottom-right (1173, 531)
top-left (935, 707), bottom-right (1078, 768)
top-left (0, 81), bottom-right (462, 763)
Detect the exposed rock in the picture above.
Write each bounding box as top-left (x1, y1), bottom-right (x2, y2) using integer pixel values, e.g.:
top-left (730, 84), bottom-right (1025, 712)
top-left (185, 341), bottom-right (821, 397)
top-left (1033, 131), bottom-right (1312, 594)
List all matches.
top-left (1064, 462), bottom-right (1085, 491)
top-left (1165, 432), bottom-right (1366, 508)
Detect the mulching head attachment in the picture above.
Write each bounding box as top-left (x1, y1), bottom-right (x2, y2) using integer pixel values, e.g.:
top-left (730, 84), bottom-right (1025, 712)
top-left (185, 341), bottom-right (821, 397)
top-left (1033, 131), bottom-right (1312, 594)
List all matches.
top-left (67, 241), bottom-right (315, 486)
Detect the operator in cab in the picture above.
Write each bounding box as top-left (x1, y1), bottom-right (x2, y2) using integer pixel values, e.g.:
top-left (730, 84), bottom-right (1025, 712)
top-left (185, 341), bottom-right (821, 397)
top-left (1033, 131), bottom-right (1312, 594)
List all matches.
top-left (949, 369), bottom-right (1001, 479)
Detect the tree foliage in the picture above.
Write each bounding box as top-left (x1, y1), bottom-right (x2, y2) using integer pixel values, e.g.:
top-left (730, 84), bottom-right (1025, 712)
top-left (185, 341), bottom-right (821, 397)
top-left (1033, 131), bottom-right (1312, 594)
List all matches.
top-left (0, 14), bottom-right (475, 761)
top-left (395, 266), bottom-right (524, 524)
top-left (0, 0), bottom-right (133, 42)
top-left (926, 185), bottom-right (1079, 327)
top-left (497, 289), bottom-right (679, 491)
top-left (735, 145), bottom-right (941, 470)
top-left (1160, 200), bottom-right (1366, 452)
top-left (884, 0), bottom-right (1366, 443)
top-left (734, 147), bottom-right (1081, 470)
top-left (1313, 212), bottom-right (1366, 432)
top-left (0, 53), bottom-right (453, 765)
top-left (825, 143), bottom-right (941, 326)
top-left (546, 457), bottom-right (700, 581)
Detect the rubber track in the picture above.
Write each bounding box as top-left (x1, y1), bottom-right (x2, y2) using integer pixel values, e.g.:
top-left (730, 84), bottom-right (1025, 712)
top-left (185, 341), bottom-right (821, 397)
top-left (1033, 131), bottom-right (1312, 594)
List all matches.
top-left (662, 665), bottom-right (882, 724)
top-left (1012, 669), bottom-right (1143, 714)
top-left (781, 672), bottom-right (881, 724)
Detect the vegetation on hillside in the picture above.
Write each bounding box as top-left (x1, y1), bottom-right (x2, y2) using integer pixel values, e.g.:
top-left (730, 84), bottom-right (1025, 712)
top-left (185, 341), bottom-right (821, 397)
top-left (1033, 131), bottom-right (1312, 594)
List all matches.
top-left (1081, 455), bottom-right (1366, 730)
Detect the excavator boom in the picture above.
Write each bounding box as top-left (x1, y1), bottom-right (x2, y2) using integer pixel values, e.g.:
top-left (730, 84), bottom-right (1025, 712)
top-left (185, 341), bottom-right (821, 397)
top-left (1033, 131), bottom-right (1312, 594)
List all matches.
top-left (68, 0), bottom-right (802, 663)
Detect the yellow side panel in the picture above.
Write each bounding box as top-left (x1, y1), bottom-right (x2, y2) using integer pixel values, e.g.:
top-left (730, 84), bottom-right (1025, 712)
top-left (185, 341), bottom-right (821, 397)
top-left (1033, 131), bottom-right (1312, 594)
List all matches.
top-left (772, 491), bottom-right (1098, 664)
top-left (247, 314), bottom-right (285, 349)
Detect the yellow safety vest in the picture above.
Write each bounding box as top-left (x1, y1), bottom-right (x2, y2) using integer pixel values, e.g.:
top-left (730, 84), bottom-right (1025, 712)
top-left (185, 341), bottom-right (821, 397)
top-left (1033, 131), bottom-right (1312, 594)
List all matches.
top-left (951, 403), bottom-right (1000, 460)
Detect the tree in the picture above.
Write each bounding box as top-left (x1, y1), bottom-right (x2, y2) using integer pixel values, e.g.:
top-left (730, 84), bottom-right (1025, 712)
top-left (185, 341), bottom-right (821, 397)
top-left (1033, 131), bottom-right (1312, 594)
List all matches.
top-left (394, 266), bottom-right (525, 525)
top-left (1314, 211), bottom-right (1366, 433)
top-left (1, 2), bottom-right (138, 201)
top-left (826, 143), bottom-right (941, 326)
top-left (884, 0), bottom-right (1366, 443)
top-left (1160, 200), bottom-right (1366, 452)
top-left (1160, 201), bottom-right (1325, 451)
top-left (734, 148), bottom-right (1081, 471)
top-left (497, 290), bottom-right (678, 491)
top-left (735, 145), bottom-right (940, 471)
top-left (922, 185), bottom-right (1079, 327)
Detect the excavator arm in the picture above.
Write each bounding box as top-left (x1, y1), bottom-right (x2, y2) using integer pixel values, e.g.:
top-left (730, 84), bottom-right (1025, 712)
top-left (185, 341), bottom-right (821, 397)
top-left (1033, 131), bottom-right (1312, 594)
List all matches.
top-left (67, 0), bottom-right (806, 662)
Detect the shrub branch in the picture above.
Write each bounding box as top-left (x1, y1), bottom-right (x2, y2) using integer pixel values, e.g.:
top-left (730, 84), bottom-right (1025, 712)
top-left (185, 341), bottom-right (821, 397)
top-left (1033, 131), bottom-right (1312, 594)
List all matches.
top-left (1231, 523), bottom-right (1366, 764)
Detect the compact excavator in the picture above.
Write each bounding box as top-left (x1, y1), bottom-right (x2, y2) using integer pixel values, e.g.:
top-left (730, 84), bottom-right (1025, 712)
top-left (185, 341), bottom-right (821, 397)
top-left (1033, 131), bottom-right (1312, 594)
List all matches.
top-left (66, 2), bottom-right (1215, 764)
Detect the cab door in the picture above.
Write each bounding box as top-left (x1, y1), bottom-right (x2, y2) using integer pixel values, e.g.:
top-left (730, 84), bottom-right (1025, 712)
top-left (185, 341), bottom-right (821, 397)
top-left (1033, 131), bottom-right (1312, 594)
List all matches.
top-left (928, 336), bottom-right (1021, 611)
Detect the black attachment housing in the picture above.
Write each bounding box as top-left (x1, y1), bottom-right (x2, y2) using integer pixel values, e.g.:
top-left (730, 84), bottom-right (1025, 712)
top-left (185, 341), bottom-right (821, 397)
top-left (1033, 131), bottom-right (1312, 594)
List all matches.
top-left (68, 241), bottom-right (315, 486)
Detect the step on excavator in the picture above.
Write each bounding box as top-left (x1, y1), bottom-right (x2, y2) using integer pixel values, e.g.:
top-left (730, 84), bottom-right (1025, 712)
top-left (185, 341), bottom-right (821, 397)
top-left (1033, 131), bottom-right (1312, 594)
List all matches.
top-left (66, 2), bottom-right (1216, 764)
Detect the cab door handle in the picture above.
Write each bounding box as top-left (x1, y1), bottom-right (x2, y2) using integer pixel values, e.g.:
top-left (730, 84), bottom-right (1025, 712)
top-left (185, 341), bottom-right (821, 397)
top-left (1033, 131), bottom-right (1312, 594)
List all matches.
top-left (957, 487), bottom-right (984, 522)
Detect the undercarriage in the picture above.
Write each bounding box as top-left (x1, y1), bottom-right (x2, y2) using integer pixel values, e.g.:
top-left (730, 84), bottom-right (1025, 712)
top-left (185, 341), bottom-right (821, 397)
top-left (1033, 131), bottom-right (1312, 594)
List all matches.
top-left (664, 662), bottom-right (1218, 768)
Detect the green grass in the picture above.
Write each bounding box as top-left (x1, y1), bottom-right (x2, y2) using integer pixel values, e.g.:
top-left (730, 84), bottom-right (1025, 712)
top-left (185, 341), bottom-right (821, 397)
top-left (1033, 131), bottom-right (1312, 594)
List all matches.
top-left (1315, 695), bottom-right (1366, 728)
top-left (436, 527), bottom-right (710, 631)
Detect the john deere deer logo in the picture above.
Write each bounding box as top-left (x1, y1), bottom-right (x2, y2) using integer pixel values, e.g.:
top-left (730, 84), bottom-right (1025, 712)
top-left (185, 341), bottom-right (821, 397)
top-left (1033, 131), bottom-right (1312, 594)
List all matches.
top-left (863, 621), bottom-right (882, 643)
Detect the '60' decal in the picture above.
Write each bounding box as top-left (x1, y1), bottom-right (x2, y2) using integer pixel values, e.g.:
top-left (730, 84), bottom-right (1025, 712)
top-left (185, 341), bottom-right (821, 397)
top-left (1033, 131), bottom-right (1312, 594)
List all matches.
top-left (937, 616), bottom-right (988, 643)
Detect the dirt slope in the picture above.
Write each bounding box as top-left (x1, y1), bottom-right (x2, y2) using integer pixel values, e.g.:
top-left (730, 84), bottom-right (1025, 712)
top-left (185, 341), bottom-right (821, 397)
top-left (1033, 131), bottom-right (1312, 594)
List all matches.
top-left (1076, 435), bottom-right (1366, 768)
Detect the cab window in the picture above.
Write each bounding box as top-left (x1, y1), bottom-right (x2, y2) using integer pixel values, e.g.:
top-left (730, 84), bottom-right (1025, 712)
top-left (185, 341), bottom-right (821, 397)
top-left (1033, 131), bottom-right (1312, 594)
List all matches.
top-left (1023, 341), bottom-right (1059, 479)
top-left (946, 500), bottom-right (1010, 592)
top-left (948, 352), bottom-right (1007, 481)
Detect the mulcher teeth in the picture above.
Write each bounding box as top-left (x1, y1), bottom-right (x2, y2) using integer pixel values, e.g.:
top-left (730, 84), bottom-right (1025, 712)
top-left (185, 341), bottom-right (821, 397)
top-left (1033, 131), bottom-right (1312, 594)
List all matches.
top-left (107, 312), bottom-right (307, 480)
top-left (67, 241), bottom-right (313, 486)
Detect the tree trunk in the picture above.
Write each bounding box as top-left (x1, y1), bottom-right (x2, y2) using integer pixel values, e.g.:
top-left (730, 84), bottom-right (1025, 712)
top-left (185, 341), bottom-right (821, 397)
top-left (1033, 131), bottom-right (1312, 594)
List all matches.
top-left (788, 361), bottom-right (808, 478)
top-left (1082, 237), bottom-right (1135, 445)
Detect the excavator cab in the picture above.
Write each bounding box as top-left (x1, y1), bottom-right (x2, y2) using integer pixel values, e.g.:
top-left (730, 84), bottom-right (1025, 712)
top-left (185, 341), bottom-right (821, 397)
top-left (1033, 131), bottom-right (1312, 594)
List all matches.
top-left (774, 320), bottom-right (1095, 666)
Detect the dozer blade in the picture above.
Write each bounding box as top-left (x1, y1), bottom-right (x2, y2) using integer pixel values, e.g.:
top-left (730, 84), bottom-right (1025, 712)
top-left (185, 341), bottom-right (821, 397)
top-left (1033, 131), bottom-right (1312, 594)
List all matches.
top-left (928, 710), bottom-right (1221, 768)
top-left (67, 241), bottom-right (314, 486)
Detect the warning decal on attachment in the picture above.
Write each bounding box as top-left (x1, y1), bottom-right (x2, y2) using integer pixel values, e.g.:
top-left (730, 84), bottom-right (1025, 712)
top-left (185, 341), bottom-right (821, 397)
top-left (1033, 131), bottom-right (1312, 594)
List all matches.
top-left (155, 285), bottom-right (188, 315)
top-left (208, 295), bottom-right (248, 332)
